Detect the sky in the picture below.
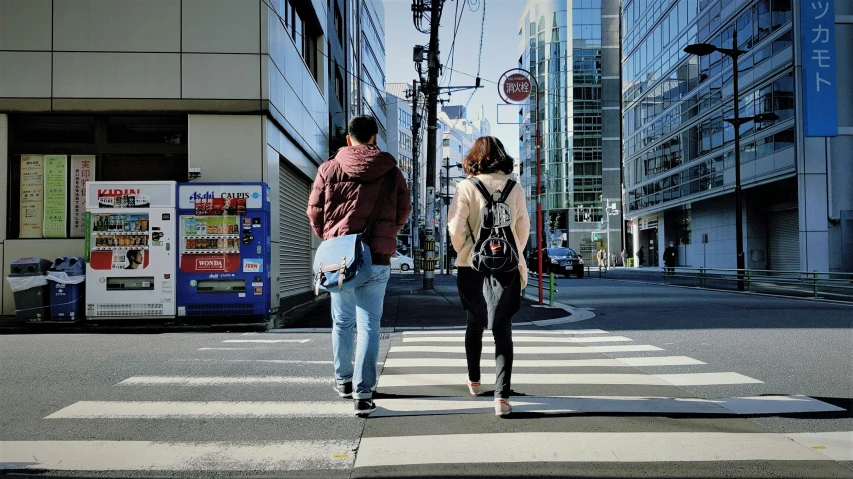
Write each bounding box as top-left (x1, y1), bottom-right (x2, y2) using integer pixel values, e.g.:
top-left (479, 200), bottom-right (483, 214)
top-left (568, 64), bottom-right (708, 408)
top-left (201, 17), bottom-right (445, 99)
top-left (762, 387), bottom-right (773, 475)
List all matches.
top-left (383, 0), bottom-right (527, 157)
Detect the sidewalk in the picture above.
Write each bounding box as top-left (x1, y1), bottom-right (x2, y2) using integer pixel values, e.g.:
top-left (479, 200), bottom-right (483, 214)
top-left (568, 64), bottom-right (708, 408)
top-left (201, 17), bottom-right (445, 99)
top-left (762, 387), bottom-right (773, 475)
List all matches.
top-left (280, 272), bottom-right (568, 330)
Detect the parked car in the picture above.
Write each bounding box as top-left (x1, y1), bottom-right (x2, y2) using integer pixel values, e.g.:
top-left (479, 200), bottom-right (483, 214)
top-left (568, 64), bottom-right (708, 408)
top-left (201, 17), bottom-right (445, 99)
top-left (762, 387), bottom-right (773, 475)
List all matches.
top-left (391, 252), bottom-right (414, 272)
top-left (528, 247), bottom-right (584, 278)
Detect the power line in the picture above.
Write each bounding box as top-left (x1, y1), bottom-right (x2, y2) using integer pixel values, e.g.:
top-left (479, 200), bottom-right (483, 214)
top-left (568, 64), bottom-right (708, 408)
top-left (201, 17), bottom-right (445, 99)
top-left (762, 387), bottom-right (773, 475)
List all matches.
top-left (441, 0), bottom-right (465, 88)
top-left (462, 0), bottom-right (486, 112)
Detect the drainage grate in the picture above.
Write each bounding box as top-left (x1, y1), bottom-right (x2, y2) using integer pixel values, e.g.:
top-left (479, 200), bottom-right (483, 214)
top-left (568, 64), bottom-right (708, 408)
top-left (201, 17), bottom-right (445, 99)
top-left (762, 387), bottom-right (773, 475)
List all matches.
top-left (380, 333), bottom-right (391, 339)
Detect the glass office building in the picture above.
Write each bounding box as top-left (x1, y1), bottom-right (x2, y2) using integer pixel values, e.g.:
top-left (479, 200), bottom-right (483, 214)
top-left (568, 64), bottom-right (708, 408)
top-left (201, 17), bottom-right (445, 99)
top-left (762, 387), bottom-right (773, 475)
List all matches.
top-left (622, 0), bottom-right (853, 272)
top-left (350, 0), bottom-right (387, 149)
top-left (518, 0), bottom-right (622, 257)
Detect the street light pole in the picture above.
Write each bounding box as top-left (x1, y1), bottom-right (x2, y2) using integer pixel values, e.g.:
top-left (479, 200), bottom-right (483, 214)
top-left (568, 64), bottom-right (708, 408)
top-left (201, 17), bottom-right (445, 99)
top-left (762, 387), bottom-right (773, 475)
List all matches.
top-left (730, 29), bottom-right (746, 291)
top-left (685, 30), bottom-right (780, 291)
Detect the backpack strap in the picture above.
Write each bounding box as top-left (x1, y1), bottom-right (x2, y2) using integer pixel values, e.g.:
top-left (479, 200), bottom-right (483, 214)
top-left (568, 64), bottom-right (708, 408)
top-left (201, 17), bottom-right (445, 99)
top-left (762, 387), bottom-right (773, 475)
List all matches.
top-left (468, 177), bottom-right (493, 206)
top-left (498, 179), bottom-right (517, 203)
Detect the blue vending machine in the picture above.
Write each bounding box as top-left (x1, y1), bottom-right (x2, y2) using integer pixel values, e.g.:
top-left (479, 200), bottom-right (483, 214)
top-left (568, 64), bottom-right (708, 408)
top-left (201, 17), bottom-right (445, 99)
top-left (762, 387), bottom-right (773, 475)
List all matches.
top-left (175, 182), bottom-right (272, 320)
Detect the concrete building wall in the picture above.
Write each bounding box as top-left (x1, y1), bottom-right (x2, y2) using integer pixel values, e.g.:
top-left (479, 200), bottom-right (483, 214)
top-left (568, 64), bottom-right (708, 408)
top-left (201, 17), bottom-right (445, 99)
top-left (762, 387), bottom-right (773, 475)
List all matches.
top-left (188, 115), bottom-right (266, 183)
top-left (684, 196), bottom-right (738, 270)
top-left (0, 0), bottom-right (331, 315)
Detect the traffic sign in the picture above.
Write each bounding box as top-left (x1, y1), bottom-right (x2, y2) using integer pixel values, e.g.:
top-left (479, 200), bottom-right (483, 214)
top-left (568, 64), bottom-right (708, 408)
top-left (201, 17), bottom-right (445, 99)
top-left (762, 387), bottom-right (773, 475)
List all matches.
top-left (498, 69), bottom-right (533, 104)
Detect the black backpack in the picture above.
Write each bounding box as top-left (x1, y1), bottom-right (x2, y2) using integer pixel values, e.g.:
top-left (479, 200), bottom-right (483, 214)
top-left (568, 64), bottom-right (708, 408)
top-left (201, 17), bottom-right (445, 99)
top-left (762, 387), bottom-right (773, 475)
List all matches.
top-left (468, 177), bottom-right (519, 274)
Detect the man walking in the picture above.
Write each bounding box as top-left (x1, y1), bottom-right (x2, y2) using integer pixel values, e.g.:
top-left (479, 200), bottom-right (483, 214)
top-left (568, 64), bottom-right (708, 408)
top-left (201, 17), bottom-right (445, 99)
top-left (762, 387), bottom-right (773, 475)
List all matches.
top-left (663, 241), bottom-right (678, 276)
top-left (307, 116), bottom-right (411, 416)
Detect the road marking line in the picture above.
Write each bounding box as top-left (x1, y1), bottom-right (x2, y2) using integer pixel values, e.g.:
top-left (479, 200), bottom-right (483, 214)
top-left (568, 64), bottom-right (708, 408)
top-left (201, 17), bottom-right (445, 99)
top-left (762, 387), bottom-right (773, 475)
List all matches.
top-left (389, 345), bottom-right (664, 354)
top-left (197, 347), bottom-right (271, 351)
top-left (46, 401), bottom-right (354, 418)
top-left (401, 329), bottom-right (610, 335)
top-left (0, 440), bottom-right (356, 471)
top-left (786, 432), bottom-right (853, 461)
top-left (382, 356), bottom-right (705, 368)
top-left (367, 395), bottom-right (843, 418)
top-left (222, 339), bottom-right (311, 344)
top-left (377, 372), bottom-right (762, 388)
top-left (117, 376), bottom-right (331, 386)
top-left (402, 336), bottom-right (632, 343)
top-left (654, 372), bottom-right (763, 386)
top-left (170, 359), bottom-right (335, 365)
top-left (354, 432), bottom-right (830, 466)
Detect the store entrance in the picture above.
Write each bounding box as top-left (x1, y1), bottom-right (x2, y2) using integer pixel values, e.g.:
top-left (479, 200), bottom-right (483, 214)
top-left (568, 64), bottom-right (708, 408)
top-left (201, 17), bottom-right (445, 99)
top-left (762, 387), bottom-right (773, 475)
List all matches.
top-left (638, 228), bottom-right (658, 267)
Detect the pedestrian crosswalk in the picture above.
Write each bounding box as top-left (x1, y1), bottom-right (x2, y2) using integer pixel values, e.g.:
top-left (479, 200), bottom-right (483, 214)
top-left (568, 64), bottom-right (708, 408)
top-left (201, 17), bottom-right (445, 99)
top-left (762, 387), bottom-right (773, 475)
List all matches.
top-left (354, 329), bottom-right (852, 475)
top-left (1, 329), bottom-right (851, 477)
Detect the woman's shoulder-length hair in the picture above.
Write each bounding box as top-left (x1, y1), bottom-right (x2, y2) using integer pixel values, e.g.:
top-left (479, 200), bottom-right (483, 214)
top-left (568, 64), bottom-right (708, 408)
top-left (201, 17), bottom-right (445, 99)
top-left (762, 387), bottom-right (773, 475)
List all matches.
top-left (462, 136), bottom-right (515, 176)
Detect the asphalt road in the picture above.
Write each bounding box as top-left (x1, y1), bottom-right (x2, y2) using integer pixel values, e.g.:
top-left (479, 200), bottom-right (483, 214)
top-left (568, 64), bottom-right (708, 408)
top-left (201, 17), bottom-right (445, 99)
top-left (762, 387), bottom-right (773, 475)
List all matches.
top-left (0, 275), bottom-right (851, 478)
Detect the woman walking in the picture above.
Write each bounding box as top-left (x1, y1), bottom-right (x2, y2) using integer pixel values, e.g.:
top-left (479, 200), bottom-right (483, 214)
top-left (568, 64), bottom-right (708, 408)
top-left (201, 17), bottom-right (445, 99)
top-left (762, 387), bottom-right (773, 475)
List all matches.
top-left (448, 136), bottom-right (531, 416)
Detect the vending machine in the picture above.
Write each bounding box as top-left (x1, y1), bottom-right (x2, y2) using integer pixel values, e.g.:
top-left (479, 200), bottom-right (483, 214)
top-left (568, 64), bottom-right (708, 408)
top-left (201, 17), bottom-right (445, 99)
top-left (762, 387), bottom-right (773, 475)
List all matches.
top-left (175, 182), bottom-right (272, 319)
top-left (85, 181), bottom-right (177, 318)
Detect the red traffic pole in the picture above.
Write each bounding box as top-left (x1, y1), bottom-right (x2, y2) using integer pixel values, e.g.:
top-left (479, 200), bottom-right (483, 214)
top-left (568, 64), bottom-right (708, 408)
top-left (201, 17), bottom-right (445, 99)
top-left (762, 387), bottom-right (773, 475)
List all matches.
top-left (498, 68), bottom-right (542, 305)
top-left (535, 84), bottom-right (543, 306)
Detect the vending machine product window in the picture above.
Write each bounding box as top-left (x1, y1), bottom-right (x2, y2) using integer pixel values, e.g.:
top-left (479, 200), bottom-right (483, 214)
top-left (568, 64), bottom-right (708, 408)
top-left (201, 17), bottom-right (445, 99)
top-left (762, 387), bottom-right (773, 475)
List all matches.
top-left (90, 213), bottom-right (152, 269)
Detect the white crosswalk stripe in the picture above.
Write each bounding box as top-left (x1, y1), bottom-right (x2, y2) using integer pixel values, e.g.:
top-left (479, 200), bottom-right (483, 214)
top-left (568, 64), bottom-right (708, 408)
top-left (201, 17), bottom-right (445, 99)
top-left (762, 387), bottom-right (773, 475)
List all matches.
top-left (401, 335), bottom-right (634, 343)
top-left (377, 372), bottom-right (763, 387)
top-left (0, 440), bottom-right (356, 471)
top-left (366, 395), bottom-right (844, 417)
top-left (390, 344), bottom-right (663, 354)
top-left (354, 432), bottom-right (833, 466)
top-left (383, 356), bottom-right (706, 368)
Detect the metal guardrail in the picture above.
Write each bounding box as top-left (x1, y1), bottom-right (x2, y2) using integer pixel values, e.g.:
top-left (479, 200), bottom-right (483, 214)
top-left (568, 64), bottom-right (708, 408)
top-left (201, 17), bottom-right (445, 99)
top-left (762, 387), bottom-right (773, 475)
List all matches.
top-left (524, 273), bottom-right (557, 307)
top-left (662, 267), bottom-right (853, 301)
top-left (584, 265), bottom-right (609, 278)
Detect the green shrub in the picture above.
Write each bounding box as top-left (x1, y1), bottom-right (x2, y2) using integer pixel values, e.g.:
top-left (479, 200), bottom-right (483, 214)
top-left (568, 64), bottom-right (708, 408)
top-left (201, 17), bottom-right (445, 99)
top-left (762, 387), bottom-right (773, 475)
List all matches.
top-left (626, 258), bottom-right (634, 267)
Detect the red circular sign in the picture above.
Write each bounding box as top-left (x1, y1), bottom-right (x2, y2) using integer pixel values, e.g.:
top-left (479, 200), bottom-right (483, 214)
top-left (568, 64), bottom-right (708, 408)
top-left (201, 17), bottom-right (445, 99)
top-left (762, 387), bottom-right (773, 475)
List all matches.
top-left (502, 73), bottom-right (532, 102)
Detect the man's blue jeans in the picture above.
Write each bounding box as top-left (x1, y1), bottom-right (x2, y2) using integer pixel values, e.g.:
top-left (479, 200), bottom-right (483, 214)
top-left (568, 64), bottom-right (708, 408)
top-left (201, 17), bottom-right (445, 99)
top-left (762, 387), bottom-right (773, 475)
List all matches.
top-left (330, 265), bottom-right (390, 399)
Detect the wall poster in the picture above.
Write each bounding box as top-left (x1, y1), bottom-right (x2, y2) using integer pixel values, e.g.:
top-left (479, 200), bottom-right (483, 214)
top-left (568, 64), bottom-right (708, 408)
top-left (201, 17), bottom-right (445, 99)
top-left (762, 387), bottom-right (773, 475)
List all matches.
top-left (43, 155), bottom-right (68, 238)
top-left (71, 155), bottom-right (96, 237)
top-left (19, 155), bottom-right (45, 238)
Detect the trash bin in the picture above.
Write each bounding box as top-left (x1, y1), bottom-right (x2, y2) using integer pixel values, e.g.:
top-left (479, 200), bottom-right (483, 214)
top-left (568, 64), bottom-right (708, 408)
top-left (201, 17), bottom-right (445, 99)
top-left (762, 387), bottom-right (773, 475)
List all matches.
top-left (46, 256), bottom-right (86, 321)
top-left (7, 258), bottom-right (53, 321)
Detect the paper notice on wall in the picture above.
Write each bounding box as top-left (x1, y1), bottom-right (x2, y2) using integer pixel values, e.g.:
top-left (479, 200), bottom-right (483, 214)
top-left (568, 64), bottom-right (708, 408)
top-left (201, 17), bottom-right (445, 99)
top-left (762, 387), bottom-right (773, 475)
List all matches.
top-left (19, 155), bottom-right (45, 238)
top-left (71, 155), bottom-right (95, 237)
top-left (43, 155), bottom-right (68, 238)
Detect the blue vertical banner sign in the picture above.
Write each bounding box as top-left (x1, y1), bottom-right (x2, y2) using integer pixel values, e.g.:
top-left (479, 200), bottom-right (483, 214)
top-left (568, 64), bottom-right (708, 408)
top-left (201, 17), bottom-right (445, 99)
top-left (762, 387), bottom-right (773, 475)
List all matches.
top-left (801, 0), bottom-right (838, 137)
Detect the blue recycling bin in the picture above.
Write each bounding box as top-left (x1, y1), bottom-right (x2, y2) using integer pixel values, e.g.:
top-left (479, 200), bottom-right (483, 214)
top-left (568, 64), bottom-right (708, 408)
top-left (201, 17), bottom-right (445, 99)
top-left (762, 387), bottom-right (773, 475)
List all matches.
top-left (47, 257), bottom-right (86, 321)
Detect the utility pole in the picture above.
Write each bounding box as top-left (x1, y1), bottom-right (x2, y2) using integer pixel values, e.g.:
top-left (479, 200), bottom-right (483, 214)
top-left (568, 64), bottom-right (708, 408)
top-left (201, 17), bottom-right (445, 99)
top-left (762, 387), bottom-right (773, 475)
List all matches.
top-left (409, 79), bottom-right (421, 274)
top-left (422, 0), bottom-right (443, 290)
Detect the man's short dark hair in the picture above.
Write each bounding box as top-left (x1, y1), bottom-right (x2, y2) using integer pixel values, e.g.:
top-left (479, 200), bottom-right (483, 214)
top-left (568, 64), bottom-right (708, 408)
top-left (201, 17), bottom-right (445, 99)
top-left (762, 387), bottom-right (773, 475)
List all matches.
top-left (348, 115), bottom-right (379, 144)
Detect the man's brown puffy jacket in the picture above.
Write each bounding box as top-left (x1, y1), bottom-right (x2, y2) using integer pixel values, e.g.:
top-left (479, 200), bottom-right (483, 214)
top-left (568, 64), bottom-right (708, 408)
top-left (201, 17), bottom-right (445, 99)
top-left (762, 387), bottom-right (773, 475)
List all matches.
top-left (306, 145), bottom-right (412, 265)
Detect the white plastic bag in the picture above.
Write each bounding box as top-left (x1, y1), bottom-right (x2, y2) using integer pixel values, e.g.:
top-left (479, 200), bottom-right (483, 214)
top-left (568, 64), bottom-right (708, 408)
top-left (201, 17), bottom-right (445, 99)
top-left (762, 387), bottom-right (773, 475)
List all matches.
top-left (6, 275), bottom-right (48, 292)
top-left (46, 271), bottom-right (85, 285)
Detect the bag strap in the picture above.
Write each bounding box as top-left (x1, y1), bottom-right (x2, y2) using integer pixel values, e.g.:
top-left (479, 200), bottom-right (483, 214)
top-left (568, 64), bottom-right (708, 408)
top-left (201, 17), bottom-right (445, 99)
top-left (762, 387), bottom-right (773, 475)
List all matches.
top-left (498, 179), bottom-right (517, 203)
top-left (363, 171), bottom-right (397, 237)
top-left (468, 177), bottom-right (493, 206)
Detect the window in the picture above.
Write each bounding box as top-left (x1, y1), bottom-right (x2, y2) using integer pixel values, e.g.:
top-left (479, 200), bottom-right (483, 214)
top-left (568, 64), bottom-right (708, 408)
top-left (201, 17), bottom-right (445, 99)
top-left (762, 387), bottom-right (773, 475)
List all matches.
top-left (6, 115), bottom-right (188, 239)
top-left (334, 1), bottom-right (343, 45)
top-left (281, 0), bottom-right (321, 82)
top-left (334, 67), bottom-right (344, 102)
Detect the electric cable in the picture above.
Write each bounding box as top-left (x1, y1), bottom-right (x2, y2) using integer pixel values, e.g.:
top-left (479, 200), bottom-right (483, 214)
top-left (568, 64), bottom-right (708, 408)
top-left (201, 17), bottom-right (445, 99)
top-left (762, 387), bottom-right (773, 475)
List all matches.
top-left (441, 0), bottom-right (466, 88)
top-left (462, 0), bottom-right (486, 111)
